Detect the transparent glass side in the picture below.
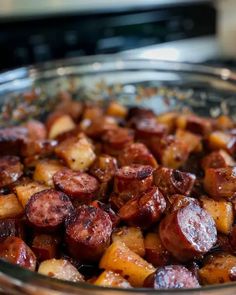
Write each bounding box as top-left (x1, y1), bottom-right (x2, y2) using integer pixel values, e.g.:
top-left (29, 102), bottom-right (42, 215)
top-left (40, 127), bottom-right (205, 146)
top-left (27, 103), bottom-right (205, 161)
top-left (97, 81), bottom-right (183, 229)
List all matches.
top-left (1, 57), bottom-right (236, 294)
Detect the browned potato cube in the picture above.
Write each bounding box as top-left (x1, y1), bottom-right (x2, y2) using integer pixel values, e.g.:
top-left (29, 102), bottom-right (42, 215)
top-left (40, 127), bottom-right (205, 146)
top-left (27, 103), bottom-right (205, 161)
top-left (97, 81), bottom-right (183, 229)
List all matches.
top-left (200, 196), bottom-right (233, 234)
top-left (99, 241), bottom-right (155, 287)
top-left (0, 194), bottom-right (23, 219)
top-left (112, 227), bottom-right (145, 257)
top-left (33, 159), bottom-right (65, 187)
top-left (94, 270), bottom-right (131, 288)
top-left (207, 131), bottom-right (236, 155)
top-left (144, 232), bottom-right (172, 267)
top-left (201, 150), bottom-right (235, 170)
top-left (106, 101), bottom-right (127, 118)
top-left (48, 114), bottom-right (76, 139)
top-left (150, 136), bottom-right (189, 169)
top-left (204, 167), bottom-right (236, 199)
top-left (14, 180), bottom-right (49, 207)
top-left (175, 129), bottom-right (202, 153)
top-left (38, 259), bottom-right (84, 282)
top-left (199, 254), bottom-right (236, 285)
top-left (156, 112), bottom-right (177, 132)
top-left (216, 115), bottom-right (234, 130)
top-left (55, 134), bottom-right (96, 171)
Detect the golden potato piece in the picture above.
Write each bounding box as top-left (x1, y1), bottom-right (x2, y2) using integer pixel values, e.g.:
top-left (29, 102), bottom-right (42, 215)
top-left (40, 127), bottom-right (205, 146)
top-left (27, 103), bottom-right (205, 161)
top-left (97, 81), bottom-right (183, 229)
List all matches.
top-left (0, 193), bottom-right (23, 219)
top-left (200, 196), bottom-right (233, 234)
top-left (94, 270), bottom-right (131, 288)
top-left (55, 135), bottom-right (96, 171)
top-left (207, 131), bottom-right (233, 152)
top-left (34, 159), bottom-right (65, 187)
top-left (14, 180), bottom-right (49, 207)
top-left (38, 259), bottom-right (84, 282)
top-left (175, 129), bottom-right (202, 153)
top-left (99, 241), bottom-right (155, 287)
top-left (199, 254), bottom-right (236, 285)
top-left (48, 114), bottom-right (75, 139)
top-left (156, 112), bottom-right (177, 132)
top-left (106, 101), bottom-right (127, 118)
top-left (112, 227), bottom-right (145, 257)
top-left (203, 167), bottom-right (236, 199)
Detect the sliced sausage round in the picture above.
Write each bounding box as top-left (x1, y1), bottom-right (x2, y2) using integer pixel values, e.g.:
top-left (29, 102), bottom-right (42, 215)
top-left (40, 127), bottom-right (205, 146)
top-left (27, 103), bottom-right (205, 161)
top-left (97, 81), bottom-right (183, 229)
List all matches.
top-left (0, 156), bottom-right (23, 188)
top-left (102, 127), bottom-right (134, 156)
top-left (25, 189), bottom-right (74, 231)
top-left (53, 168), bottom-right (99, 201)
top-left (133, 118), bottom-right (167, 139)
top-left (65, 205), bottom-right (112, 262)
top-left (154, 167), bottom-right (196, 197)
top-left (118, 143), bottom-right (158, 168)
top-left (119, 186), bottom-right (166, 228)
top-left (0, 218), bottom-right (25, 242)
top-left (159, 203), bottom-right (217, 262)
top-left (144, 265), bottom-right (200, 289)
top-left (0, 236), bottom-right (36, 271)
top-left (114, 164), bottom-right (154, 197)
top-left (0, 127), bottom-right (28, 155)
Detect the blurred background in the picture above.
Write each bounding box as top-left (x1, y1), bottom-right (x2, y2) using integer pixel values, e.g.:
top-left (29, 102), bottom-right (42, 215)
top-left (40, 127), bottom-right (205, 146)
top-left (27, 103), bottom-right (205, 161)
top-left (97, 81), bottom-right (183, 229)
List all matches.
top-left (0, 0), bottom-right (235, 70)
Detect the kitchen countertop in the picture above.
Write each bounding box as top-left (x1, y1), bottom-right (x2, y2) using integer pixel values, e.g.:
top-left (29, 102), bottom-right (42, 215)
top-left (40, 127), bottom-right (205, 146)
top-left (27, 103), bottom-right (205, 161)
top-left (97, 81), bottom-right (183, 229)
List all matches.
top-left (121, 36), bottom-right (220, 63)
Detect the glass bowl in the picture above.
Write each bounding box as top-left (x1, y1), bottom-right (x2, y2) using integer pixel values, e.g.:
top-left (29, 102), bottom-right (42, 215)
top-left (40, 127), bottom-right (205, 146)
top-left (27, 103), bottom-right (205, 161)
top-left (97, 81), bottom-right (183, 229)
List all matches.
top-left (1, 56), bottom-right (236, 295)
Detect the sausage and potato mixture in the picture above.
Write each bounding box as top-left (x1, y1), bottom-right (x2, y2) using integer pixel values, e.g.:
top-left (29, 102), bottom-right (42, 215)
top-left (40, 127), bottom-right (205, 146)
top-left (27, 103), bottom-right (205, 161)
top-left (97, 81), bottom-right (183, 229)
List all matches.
top-left (1, 90), bottom-right (236, 289)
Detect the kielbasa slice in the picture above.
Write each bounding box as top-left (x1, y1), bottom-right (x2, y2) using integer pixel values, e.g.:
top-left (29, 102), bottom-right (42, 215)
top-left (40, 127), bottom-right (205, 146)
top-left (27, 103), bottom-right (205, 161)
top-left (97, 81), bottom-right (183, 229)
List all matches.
top-left (133, 118), bottom-right (167, 139)
top-left (144, 265), bottom-right (200, 289)
top-left (0, 156), bottom-right (23, 188)
top-left (0, 236), bottom-right (36, 271)
top-left (154, 167), bottom-right (196, 197)
top-left (24, 120), bottom-right (46, 141)
top-left (25, 189), bottom-right (74, 231)
top-left (0, 127), bottom-right (28, 155)
top-left (21, 139), bottom-right (57, 157)
top-left (91, 200), bottom-right (120, 228)
top-left (65, 205), bottom-right (112, 262)
top-left (119, 186), bottom-right (166, 228)
top-left (114, 164), bottom-right (154, 197)
top-left (0, 218), bottom-right (25, 242)
top-left (53, 168), bottom-right (99, 201)
top-left (118, 143), bottom-right (158, 168)
top-left (102, 127), bottom-right (134, 156)
top-left (159, 203), bottom-right (217, 262)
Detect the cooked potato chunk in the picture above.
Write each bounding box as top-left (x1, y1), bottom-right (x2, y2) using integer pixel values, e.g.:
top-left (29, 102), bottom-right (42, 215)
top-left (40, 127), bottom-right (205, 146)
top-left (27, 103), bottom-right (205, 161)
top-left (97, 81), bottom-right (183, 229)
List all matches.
top-left (199, 254), bottom-right (236, 285)
top-left (14, 180), bottom-right (49, 207)
top-left (207, 131), bottom-right (235, 154)
top-left (112, 227), bottom-right (145, 257)
top-left (48, 114), bottom-right (76, 139)
top-left (94, 270), bottom-right (131, 288)
top-left (38, 259), bottom-right (84, 282)
top-left (0, 194), bottom-right (23, 219)
top-left (201, 150), bottom-right (235, 170)
top-left (33, 159), bottom-right (65, 187)
top-left (204, 167), bottom-right (236, 199)
top-left (156, 112), bottom-right (177, 132)
top-left (151, 136), bottom-right (189, 169)
top-left (55, 134), bottom-right (96, 171)
top-left (106, 101), bottom-right (127, 118)
top-left (200, 196), bottom-right (233, 234)
top-left (99, 241), bottom-right (155, 287)
top-left (175, 129), bottom-right (202, 153)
